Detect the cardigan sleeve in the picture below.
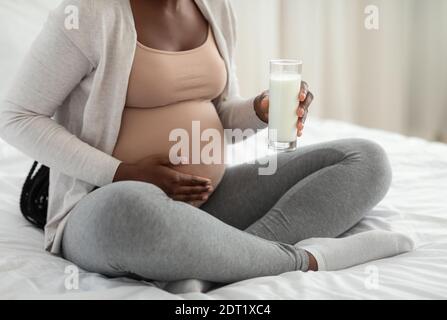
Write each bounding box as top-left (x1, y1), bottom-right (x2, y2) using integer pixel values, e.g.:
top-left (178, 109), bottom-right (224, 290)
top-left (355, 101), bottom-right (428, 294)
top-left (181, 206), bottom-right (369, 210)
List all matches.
top-left (214, 0), bottom-right (268, 132)
top-left (0, 3), bottom-right (122, 187)
top-left (217, 67), bottom-right (268, 131)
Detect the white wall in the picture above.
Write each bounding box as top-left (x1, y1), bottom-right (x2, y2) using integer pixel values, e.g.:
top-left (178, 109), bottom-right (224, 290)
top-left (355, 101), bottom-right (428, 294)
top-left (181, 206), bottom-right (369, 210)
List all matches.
top-left (230, 0), bottom-right (281, 98)
top-left (231, 0), bottom-right (447, 141)
top-left (0, 0), bottom-right (61, 97)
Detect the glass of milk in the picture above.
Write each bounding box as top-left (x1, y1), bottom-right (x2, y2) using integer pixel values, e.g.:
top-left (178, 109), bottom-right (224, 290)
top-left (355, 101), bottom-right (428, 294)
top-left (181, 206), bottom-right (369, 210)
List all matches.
top-left (268, 59), bottom-right (302, 152)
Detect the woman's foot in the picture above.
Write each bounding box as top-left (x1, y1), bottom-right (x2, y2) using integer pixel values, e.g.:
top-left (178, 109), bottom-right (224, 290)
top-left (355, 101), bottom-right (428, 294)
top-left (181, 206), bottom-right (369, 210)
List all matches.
top-left (156, 279), bottom-right (216, 294)
top-left (296, 230), bottom-right (415, 271)
top-left (306, 251), bottom-right (319, 271)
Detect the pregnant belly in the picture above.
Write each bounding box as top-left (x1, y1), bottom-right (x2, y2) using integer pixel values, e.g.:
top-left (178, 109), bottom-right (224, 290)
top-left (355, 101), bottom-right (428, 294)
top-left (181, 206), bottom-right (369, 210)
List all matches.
top-left (113, 100), bottom-right (226, 190)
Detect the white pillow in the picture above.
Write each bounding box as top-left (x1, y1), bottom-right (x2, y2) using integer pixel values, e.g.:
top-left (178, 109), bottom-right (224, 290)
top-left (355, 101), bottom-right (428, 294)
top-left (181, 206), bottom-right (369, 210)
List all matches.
top-left (0, 0), bottom-right (62, 97)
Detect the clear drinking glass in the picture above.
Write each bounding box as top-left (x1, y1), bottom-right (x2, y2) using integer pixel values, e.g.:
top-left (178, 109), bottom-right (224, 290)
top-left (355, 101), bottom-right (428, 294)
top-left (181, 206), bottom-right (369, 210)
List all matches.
top-left (268, 59), bottom-right (303, 152)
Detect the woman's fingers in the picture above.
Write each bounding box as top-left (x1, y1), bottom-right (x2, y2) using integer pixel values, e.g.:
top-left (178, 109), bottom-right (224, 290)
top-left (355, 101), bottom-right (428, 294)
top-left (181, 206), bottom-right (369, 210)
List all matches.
top-left (299, 81), bottom-right (309, 101)
top-left (296, 105), bottom-right (306, 137)
top-left (163, 170), bottom-right (213, 202)
top-left (296, 107), bottom-right (305, 117)
top-left (174, 171), bottom-right (211, 186)
top-left (297, 82), bottom-right (311, 129)
top-left (300, 91), bottom-right (314, 110)
top-left (300, 91), bottom-right (314, 124)
top-left (172, 193), bottom-right (210, 202)
top-left (173, 185), bottom-right (213, 196)
top-left (296, 120), bottom-right (304, 137)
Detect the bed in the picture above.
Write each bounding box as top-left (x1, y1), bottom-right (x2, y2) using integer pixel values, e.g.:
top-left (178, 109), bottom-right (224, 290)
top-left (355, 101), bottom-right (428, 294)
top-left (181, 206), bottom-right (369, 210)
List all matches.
top-left (1, 1), bottom-right (447, 300)
top-left (1, 118), bottom-right (447, 299)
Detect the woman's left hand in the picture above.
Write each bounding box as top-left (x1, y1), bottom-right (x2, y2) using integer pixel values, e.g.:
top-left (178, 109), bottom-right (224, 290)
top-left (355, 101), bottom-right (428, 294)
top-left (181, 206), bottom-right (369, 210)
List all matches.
top-left (254, 81), bottom-right (314, 137)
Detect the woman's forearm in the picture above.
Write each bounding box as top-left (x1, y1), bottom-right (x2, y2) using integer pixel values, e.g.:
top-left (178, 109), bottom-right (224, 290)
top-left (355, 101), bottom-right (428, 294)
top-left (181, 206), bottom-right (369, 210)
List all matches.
top-left (0, 102), bottom-right (121, 187)
top-left (0, 4), bottom-right (121, 187)
top-left (217, 95), bottom-right (267, 131)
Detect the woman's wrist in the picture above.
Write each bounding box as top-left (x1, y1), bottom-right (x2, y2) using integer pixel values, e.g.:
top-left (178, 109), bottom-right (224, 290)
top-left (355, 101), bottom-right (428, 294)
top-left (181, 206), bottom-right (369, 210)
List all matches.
top-left (113, 162), bottom-right (139, 182)
top-left (253, 91), bottom-right (269, 124)
top-left (253, 94), bottom-right (263, 119)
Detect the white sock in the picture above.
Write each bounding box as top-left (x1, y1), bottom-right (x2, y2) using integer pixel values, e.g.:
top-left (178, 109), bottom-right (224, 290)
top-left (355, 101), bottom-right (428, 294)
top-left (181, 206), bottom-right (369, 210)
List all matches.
top-left (296, 230), bottom-right (414, 271)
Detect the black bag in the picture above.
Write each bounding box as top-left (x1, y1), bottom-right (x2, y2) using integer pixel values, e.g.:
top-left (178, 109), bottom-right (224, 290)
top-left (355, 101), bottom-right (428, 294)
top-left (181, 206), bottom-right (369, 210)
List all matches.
top-left (19, 161), bottom-right (49, 229)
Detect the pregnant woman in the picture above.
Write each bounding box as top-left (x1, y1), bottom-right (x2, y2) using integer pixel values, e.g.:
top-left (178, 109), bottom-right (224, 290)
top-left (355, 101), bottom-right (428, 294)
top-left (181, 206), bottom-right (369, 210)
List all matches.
top-left (0, 0), bottom-right (413, 285)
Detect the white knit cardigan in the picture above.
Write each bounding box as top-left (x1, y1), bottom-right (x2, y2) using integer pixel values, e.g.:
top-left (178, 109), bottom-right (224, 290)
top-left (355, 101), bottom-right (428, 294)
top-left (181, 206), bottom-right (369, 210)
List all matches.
top-left (0, 0), bottom-right (267, 254)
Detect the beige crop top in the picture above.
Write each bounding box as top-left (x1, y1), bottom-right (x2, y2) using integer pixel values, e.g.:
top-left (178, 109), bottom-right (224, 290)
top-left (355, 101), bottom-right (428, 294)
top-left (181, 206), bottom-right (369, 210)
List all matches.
top-left (126, 26), bottom-right (227, 108)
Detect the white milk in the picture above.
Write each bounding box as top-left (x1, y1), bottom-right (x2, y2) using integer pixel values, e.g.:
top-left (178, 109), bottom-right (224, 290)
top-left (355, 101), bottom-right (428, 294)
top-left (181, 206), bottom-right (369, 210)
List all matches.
top-left (268, 73), bottom-right (302, 143)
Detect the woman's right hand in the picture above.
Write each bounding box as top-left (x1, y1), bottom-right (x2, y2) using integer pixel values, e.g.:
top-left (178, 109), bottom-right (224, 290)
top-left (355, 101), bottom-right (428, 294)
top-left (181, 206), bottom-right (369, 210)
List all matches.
top-left (113, 155), bottom-right (213, 203)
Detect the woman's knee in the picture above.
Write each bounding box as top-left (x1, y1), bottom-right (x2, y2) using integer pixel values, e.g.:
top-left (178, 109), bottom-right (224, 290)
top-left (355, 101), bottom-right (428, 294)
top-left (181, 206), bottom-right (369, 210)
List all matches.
top-left (344, 138), bottom-right (392, 199)
top-left (95, 181), bottom-right (170, 235)
top-left (66, 181), bottom-right (170, 256)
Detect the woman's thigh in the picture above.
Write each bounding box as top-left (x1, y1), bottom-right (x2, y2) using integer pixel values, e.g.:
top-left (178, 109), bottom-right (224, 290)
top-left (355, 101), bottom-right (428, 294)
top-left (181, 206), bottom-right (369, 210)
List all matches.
top-left (61, 181), bottom-right (169, 277)
top-left (200, 138), bottom-right (392, 231)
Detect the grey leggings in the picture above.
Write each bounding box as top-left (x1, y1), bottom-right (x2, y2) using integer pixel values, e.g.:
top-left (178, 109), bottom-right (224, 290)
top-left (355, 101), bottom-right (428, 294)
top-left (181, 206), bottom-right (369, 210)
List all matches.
top-left (61, 138), bottom-right (392, 283)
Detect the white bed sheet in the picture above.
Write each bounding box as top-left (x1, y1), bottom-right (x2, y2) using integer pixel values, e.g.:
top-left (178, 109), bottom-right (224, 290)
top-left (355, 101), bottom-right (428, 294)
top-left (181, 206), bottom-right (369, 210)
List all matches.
top-left (1, 118), bottom-right (446, 300)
